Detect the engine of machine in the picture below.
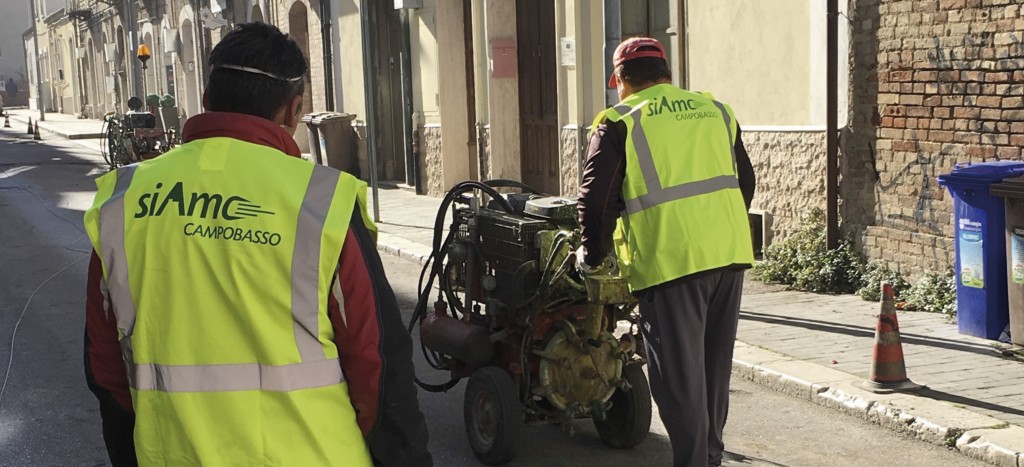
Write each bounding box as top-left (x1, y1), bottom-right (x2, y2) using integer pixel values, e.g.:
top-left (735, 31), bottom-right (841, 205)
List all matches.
top-left (415, 186), bottom-right (650, 465)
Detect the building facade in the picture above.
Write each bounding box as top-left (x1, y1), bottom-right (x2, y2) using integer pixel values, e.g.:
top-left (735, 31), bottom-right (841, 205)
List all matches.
top-left (27, 0), bottom-right (332, 154)
top-left (24, 0), bottom-right (1024, 278)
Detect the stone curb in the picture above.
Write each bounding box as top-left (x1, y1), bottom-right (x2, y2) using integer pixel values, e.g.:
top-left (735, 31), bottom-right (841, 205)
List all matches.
top-left (733, 342), bottom-right (1024, 467)
top-left (375, 239), bottom-right (1024, 467)
top-left (6, 113), bottom-right (104, 140)
top-left (376, 232), bottom-right (432, 266)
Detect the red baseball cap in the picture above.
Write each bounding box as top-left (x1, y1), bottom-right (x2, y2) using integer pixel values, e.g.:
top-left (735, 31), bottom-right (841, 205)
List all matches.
top-left (608, 37), bottom-right (667, 88)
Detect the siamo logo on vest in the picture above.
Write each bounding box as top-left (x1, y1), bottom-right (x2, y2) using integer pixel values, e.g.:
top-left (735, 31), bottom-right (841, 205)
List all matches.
top-left (134, 181), bottom-right (283, 246)
top-left (645, 96), bottom-right (718, 121)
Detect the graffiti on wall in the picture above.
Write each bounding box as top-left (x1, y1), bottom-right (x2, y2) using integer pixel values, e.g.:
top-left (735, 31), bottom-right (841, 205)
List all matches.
top-left (875, 30), bottom-right (1024, 233)
top-left (873, 129), bottom-right (954, 235)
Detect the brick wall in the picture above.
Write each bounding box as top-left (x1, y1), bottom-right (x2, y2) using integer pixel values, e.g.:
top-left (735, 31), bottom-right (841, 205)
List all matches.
top-left (845, 0), bottom-right (1024, 277)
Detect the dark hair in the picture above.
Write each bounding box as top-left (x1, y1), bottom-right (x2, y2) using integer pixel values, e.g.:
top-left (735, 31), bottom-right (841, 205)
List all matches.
top-left (616, 48), bottom-right (671, 87)
top-left (206, 22), bottom-right (307, 120)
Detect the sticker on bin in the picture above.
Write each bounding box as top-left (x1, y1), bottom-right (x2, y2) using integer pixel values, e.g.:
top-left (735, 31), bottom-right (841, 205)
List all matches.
top-left (1013, 227), bottom-right (1024, 285)
top-left (959, 218), bottom-right (984, 289)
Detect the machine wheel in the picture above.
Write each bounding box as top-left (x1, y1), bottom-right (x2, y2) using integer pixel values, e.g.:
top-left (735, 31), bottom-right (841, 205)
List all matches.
top-left (594, 363), bottom-right (652, 449)
top-left (464, 366), bottom-right (523, 465)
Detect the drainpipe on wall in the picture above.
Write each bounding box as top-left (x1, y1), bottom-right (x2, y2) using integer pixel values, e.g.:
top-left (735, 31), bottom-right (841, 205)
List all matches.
top-left (360, 0), bottom-right (381, 222)
top-left (680, 0), bottom-right (689, 88)
top-left (320, 0), bottom-right (335, 111)
top-left (603, 0), bottom-right (620, 107)
top-left (826, 0), bottom-right (839, 249)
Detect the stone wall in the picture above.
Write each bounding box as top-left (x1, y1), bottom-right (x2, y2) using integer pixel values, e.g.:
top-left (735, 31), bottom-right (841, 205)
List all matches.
top-left (479, 125), bottom-right (491, 181)
top-left (559, 126), bottom-right (582, 197)
top-left (418, 125), bottom-right (445, 196)
top-left (845, 0), bottom-right (1024, 277)
top-left (746, 130), bottom-right (827, 244)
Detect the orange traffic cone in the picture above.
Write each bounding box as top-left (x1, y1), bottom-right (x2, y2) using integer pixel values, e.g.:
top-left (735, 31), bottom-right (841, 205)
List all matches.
top-left (33, 121), bottom-right (41, 140)
top-left (3, 114), bottom-right (10, 128)
top-left (858, 283), bottom-right (924, 393)
top-left (27, 118), bottom-right (33, 134)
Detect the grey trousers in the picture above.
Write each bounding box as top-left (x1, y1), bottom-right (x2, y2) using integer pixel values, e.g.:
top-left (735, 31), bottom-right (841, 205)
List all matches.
top-left (638, 269), bottom-right (744, 467)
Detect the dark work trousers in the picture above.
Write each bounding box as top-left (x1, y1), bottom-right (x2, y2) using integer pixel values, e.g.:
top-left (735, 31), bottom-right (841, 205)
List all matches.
top-left (638, 269), bottom-right (744, 467)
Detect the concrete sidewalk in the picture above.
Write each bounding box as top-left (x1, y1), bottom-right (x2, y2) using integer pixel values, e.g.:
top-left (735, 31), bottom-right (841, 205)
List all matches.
top-left (4, 108), bottom-right (104, 140)
top-left (367, 187), bottom-right (1024, 467)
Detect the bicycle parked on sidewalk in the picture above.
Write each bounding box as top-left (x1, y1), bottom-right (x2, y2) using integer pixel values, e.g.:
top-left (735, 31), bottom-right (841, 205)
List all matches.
top-left (100, 96), bottom-right (174, 170)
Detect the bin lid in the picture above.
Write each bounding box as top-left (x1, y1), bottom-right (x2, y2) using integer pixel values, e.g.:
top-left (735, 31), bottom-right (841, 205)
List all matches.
top-left (301, 112), bottom-right (326, 123)
top-left (312, 112), bottom-right (355, 124)
top-left (990, 174), bottom-right (1024, 198)
top-left (938, 161), bottom-right (1024, 187)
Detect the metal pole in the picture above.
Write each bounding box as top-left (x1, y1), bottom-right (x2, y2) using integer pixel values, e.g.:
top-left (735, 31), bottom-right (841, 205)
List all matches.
top-left (29, 0), bottom-right (45, 121)
top-left (127, 0), bottom-right (142, 100)
top-left (360, 0), bottom-right (380, 222)
top-left (826, 0), bottom-right (839, 249)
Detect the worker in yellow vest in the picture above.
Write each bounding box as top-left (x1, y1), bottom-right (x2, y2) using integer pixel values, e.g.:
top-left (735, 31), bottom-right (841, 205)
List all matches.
top-left (577, 37), bottom-right (755, 467)
top-left (83, 23), bottom-right (432, 466)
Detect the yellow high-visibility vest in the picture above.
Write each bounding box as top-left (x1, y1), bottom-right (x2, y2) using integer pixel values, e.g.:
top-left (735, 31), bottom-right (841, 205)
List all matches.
top-left (592, 84), bottom-right (754, 291)
top-left (84, 136), bottom-right (374, 466)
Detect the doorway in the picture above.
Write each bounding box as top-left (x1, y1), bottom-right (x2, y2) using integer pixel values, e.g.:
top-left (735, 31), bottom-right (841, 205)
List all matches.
top-left (516, 0), bottom-right (559, 195)
top-left (371, 1), bottom-right (407, 182)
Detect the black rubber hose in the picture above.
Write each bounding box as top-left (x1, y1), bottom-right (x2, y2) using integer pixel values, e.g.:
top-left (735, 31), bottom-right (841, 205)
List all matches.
top-left (408, 181), bottom-right (518, 392)
top-left (416, 180), bottom-right (514, 322)
top-left (482, 179), bottom-right (545, 195)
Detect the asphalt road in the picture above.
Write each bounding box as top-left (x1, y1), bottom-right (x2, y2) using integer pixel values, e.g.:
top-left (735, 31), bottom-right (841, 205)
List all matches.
top-left (0, 127), bottom-right (984, 466)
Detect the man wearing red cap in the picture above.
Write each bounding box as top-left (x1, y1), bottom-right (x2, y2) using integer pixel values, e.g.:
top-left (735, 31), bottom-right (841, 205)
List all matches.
top-left (577, 37), bottom-right (756, 467)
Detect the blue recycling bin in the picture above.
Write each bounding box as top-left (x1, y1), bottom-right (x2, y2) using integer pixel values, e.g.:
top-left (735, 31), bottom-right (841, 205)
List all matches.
top-left (938, 161), bottom-right (1024, 339)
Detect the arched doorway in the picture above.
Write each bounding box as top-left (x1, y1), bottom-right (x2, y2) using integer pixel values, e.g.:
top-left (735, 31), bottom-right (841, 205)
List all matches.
top-left (180, 19), bottom-right (200, 118)
top-left (288, 2), bottom-right (312, 115)
top-left (101, 32), bottom-right (112, 112)
top-left (85, 38), bottom-right (95, 116)
top-left (251, 5), bottom-right (264, 23)
top-left (68, 38), bottom-right (79, 112)
top-left (289, 1), bottom-right (312, 153)
top-left (50, 39), bottom-right (62, 113)
top-left (116, 25), bottom-right (130, 106)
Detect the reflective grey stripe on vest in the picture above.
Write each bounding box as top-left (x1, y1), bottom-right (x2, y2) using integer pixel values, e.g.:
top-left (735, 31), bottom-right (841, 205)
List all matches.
top-left (623, 175), bottom-right (739, 215)
top-left (291, 166), bottom-right (341, 362)
top-left (131, 357), bottom-right (345, 392)
top-left (620, 100), bottom-right (740, 216)
top-left (712, 101), bottom-right (739, 173)
top-left (98, 165), bottom-right (138, 338)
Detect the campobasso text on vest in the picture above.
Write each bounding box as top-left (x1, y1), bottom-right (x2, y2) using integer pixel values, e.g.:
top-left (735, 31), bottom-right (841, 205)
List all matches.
top-left (183, 222), bottom-right (283, 246)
